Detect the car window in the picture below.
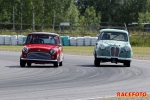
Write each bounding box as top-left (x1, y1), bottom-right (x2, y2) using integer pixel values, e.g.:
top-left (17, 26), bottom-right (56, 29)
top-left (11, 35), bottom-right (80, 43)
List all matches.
top-left (100, 32), bottom-right (128, 42)
top-left (26, 34), bottom-right (57, 45)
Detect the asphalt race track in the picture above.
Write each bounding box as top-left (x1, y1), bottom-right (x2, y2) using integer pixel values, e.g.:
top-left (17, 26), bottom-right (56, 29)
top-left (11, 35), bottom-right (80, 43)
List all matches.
top-left (0, 51), bottom-right (150, 100)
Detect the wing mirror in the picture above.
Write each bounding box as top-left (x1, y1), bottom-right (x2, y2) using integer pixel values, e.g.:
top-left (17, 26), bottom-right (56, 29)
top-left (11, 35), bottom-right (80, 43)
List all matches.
top-left (23, 42), bottom-right (26, 45)
top-left (59, 44), bottom-right (62, 46)
top-left (129, 35), bottom-right (131, 37)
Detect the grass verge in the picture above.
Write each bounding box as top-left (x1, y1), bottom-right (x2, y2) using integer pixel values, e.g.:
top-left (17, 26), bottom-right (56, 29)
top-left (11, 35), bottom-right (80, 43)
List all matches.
top-left (0, 45), bottom-right (150, 60)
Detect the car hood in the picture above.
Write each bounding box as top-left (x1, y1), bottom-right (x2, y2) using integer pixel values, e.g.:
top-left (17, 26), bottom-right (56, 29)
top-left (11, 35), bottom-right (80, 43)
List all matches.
top-left (99, 40), bottom-right (129, 46)
top-left (25, 44), bottom-right (58, 52)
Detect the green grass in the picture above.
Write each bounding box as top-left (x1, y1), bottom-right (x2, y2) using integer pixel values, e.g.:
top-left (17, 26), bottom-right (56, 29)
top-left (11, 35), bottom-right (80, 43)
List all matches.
top-left (132, 47), bottom-right (150, 55)
top-left (0, 45), bottom-right (22, 51)
top-left (63, 46), bottom-right (95, 56)
top-left (130, 35), bottom-right (150, 47)
top-left (64, 46), bottom-right (150, 55)
top-left (0, 45), bottom-right (150, 56)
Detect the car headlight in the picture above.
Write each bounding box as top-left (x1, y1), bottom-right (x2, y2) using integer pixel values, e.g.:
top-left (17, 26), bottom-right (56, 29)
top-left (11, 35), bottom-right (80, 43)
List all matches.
top-left (124, 46), bottom-right (131, 51)
top-left (22, 47), bottom-right (28, 53)
top-left (50, 49), bottom-right (56, 55)
top-left (99, 44), bottom-right (105, 49)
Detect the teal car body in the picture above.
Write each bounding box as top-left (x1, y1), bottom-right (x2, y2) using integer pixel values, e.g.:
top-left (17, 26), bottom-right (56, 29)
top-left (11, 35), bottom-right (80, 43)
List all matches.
top-left (94, 29), bottom-right (133, 67)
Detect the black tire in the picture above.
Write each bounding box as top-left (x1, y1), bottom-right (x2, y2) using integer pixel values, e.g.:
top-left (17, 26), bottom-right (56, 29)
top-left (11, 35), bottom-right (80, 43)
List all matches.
top-left (20, 59), bottom-right (26, 67)
top-left (94, 58), bottom-right (100, 66)
top-left (54, 61), bottom-right (59, 67)
top-left (124, 61), bottom-right (130, 67)
top-left (94, 53), bottom-right (100, 66)
top-left (27, 62), bottom-right (31, 67)
top-left (59, 61), bottom-right (63, 66)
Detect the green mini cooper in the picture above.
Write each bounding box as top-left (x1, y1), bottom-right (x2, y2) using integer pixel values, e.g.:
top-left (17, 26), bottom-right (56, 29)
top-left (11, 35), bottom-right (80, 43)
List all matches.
top-left (94, 29), bottom-right (133, 67)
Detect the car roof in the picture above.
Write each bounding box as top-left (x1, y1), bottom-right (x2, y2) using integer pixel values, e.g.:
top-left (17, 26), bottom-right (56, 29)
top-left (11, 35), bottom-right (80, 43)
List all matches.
top-left (28, 32), bottom-right (59, 36)
top-left (100, 29), bottom-right (128, 34)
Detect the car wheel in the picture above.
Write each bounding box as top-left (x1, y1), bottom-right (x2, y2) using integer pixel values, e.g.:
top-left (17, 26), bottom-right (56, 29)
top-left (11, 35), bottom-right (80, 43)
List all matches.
top-left (124, 61), bottom-right (130, 67)
top-left (94, 53), bottom-right (100, 66)
top-left (27, 62), bottom-right (31, 67)
top-left (54, 61), bottom-right (59, 67)
top-left (20, 59), bottom-right (26, 67)
top-left (59, 61), bottom-right (63, 66)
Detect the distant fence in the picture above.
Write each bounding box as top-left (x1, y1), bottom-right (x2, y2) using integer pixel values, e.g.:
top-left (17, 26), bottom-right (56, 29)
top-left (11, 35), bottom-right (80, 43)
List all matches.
top-left (0, 22), bottom-right (150, 37)
top-left (0, 22), bottom-right (100, 36)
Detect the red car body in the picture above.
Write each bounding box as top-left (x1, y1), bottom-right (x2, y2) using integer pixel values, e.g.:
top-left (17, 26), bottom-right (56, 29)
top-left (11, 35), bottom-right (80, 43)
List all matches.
top-left (20, 32), bottom-right (63, 67)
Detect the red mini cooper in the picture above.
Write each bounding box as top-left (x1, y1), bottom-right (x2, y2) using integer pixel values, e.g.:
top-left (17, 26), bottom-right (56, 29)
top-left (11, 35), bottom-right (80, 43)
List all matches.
top-left (20, 32), bottom-right (63, 67)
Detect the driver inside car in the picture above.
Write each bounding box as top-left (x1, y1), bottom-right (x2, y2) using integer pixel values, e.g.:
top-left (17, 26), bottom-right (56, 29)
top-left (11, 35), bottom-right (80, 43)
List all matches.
top-left (33, 38), bottom-right (44, 43)
top-left (102, 33), bottom-right (110, 40)
top-left (49, 37), bottom-right (56, 44)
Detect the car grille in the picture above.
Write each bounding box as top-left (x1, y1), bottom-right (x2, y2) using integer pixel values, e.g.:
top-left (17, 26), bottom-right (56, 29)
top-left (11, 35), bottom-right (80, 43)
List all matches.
top-left (110, 46), bottom-right (120, 57)
top-left (27, 52), bottom-right (51, 59)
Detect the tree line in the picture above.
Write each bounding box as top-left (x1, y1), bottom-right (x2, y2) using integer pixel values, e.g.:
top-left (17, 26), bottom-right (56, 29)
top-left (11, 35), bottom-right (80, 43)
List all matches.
top-left (0, 0), bottom-right (150, 30)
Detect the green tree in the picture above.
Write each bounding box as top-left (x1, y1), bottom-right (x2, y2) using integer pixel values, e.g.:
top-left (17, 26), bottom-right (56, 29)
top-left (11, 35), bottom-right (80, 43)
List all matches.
top-left (138, 11), bottom-right (150, 23)
top-left (84, 6), bottom-right (101, 29)
top-left (84, 6), bottom-right (96, 23)
top-left (120, 0), bottom-right (148, 25)
top-left (76, 0), bottom-right (121, 22)
top-left (76, 0), bottom-right (149, 24)
top-left (0, 0), bottom-right (79, 30)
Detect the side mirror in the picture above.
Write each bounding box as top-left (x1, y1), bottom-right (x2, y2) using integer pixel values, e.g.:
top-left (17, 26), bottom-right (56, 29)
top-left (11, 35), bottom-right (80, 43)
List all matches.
top-left (129, 35), bottom-right (131, 37)
top-left (59, 44), bottom-right (62, 46)
top-left (23, 42), bottom-right (26, 45)
top-left (97, 34), bottom-right (100, 37)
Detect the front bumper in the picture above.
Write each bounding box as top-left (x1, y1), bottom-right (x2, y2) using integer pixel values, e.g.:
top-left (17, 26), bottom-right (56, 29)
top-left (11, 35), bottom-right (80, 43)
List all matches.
top-left (21, 58), bottom-right (58, 63)
top-left (96, 56), bottom-right (132, 61)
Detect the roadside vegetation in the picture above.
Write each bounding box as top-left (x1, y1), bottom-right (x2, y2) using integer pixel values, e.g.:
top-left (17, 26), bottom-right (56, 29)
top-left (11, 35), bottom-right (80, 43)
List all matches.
top-left (0, 45), bottom-right (150, 56)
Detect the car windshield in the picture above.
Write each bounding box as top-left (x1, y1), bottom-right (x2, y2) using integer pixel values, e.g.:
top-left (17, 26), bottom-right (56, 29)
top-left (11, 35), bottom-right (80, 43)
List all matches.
top-left (26, 34), bottom-right (57, 45)
top-left (100, 32), bottom-right (128, 42)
